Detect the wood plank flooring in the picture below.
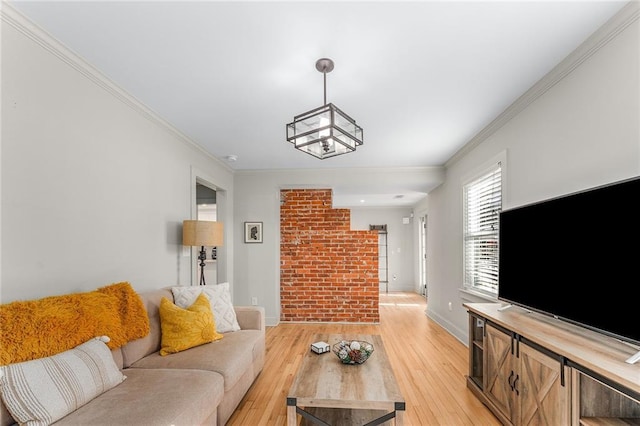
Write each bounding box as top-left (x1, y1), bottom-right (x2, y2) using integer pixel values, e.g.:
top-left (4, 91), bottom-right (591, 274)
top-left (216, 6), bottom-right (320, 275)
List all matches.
top-left (227, 292), bottom-right (500, 425)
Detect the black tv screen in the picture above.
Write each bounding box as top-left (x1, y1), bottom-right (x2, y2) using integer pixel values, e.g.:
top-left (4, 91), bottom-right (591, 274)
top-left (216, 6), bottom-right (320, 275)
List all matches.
top-left (498, 176), bottom-right (640, 346)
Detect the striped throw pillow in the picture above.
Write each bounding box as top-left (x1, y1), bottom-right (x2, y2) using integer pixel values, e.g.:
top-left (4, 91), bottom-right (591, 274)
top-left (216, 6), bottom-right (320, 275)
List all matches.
top-left (0, 336), bottom-right (125, 425)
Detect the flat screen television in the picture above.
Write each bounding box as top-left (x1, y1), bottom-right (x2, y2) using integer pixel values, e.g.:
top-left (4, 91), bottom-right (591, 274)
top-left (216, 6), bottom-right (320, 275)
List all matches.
top-left (498, 176), bottom-right (640, 354)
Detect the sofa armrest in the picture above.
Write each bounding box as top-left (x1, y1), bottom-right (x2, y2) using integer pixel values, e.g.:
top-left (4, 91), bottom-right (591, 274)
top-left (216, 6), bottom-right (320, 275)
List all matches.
top-left (234, 306), bottom-right (265, 332)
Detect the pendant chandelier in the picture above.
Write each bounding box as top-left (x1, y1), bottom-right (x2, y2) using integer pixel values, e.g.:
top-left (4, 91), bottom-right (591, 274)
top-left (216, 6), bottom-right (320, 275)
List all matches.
top-left (286, 58), bottom-right (363, 159)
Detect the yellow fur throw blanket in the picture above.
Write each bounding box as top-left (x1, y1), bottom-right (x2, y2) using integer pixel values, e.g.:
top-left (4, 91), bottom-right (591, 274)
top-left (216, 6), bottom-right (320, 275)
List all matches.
top-left (0, 282), bottom-right (150, 365)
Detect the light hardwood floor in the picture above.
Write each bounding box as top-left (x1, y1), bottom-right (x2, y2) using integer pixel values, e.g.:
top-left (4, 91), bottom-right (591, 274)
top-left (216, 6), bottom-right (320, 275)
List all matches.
top-left (227, 292), bottom-right (501, 425)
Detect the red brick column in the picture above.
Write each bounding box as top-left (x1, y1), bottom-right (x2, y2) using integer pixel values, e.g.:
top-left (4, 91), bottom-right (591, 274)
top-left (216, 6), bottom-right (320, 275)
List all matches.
top-left (280, 189), bottom-right (379, 322)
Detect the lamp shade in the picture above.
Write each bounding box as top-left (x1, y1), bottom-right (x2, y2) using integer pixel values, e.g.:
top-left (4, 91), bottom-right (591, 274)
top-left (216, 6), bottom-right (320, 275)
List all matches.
top-left (183, 220), bottom-right (223, 247)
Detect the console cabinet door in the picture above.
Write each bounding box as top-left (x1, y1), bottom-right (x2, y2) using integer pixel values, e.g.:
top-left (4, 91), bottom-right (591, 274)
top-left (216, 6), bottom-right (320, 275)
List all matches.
top-left (516, 342), bottom-right (571, 426)
top-left (484, 323), bottom-right (515, 423)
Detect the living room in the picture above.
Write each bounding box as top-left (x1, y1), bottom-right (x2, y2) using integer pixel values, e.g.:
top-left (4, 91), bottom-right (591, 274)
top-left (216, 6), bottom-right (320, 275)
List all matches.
top-left (1, 0), bottom-right (639, 424)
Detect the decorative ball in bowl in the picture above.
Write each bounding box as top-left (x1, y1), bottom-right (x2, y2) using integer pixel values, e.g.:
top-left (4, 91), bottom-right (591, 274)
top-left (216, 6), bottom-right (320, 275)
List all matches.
top-left (332, 340), bottom-right (374, 365)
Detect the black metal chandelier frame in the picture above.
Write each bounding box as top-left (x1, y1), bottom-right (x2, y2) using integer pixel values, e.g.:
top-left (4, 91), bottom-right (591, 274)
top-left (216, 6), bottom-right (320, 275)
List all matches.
top-left (286, 58), bottom-right (363, 160)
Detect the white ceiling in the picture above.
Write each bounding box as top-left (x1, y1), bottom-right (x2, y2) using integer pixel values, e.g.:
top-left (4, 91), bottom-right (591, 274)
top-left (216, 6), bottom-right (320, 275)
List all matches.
top-left (7, 0), bottom-right (628, 207)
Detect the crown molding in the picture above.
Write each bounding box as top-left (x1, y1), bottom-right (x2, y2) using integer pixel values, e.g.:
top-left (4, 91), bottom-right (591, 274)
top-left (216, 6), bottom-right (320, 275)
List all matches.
top-left (446, 1), bottom-right (640, 168)
top-left (236, 165), bottom-right (445, 175)
top-left (0, 1), bottom-right (233, 173)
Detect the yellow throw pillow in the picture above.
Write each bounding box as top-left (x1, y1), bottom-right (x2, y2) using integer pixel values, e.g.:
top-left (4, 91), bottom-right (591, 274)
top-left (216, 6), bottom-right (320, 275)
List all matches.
top-left (159, 293), bottom-right (223, 356)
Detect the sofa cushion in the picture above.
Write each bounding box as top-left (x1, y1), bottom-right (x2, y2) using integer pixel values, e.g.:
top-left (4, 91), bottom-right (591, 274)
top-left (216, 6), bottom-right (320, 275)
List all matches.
top-left (0, 336), bottom-right (125, 426)
top-left (171, 283), bottom-right (241, 333)
top-left (1, 399), bottom-right (14, 426)
top-left (130, 329), bottom-right (263, 392)
top-left (159, 293), bottom-right (223, 356)
top-left (120, 289), bottom-right (171, 368)
top-left (54, 368), bottom-right (224, 426)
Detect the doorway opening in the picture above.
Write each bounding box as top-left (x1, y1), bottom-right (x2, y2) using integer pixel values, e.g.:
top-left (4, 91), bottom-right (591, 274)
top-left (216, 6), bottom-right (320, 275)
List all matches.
top-left (196, 183), bottom-right (218, 284)
top-left (419, 215), bottom-right (428, 300)
top-left (370, 224), bottom-right (388, 293)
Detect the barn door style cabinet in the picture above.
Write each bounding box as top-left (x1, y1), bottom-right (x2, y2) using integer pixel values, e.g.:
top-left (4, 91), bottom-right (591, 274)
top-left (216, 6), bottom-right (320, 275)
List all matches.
top-left (465, 303), bottom-right (640, 426)
top-left (483, 321), bottom-right (570, 425)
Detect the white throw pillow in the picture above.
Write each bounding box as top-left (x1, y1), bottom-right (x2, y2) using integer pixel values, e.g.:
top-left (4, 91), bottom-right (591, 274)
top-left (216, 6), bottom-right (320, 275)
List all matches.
top-left (172, 282), bottom-right (241, 333)
top-left (0, 336), bottom-right (126, 426)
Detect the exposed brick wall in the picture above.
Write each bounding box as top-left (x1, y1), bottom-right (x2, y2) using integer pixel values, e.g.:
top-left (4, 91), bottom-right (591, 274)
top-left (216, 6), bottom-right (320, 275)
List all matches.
top-left (280, 189), bottom-right (379, 323)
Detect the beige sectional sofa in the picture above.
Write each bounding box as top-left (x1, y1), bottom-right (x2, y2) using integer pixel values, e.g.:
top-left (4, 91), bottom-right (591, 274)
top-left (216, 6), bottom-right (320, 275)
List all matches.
top-left (0, 287), bottom-right (266, 426)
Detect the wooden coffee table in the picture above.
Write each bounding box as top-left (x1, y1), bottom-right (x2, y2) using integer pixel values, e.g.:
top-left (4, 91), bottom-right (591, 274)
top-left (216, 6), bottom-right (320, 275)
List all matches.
top-left (287, 334), bottom-right (405, 425)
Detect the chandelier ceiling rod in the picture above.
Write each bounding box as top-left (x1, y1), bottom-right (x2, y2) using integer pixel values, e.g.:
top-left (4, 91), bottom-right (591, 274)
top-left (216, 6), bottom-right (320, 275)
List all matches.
top-left (323, 71), bottom-right (327, 105)
top-left (316, 58), bottom-right (334, 106)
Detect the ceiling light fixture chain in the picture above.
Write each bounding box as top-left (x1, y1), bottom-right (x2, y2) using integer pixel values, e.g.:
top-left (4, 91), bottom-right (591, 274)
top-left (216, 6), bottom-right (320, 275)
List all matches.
top-left (286, 57), bottom-right (363, 160)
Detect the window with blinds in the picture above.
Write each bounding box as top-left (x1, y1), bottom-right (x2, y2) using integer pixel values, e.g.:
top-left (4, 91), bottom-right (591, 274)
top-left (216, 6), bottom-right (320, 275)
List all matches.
top-left (463, 163), bottom-right (502, 295)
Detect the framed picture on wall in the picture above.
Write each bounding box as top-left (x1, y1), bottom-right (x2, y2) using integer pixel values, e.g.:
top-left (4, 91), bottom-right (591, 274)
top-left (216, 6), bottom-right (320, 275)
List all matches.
top-left (244, 222), bottom-right (263, 243)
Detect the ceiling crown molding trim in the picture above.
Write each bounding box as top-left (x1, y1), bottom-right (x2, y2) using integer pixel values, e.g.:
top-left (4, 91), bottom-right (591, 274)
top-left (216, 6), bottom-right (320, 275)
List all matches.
top-left (446, 1), bottom-right (639, 168)
top-left (236, 165), bottom-right (444, 175)
top-left (1, 1), bottom-right (233, 173)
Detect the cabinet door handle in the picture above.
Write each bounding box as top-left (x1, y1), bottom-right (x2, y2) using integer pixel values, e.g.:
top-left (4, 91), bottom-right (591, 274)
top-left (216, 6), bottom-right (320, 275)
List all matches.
top-left (508, 370), bottom-right (514, 390)
top-left (513, 374), bottom-right (520, 396)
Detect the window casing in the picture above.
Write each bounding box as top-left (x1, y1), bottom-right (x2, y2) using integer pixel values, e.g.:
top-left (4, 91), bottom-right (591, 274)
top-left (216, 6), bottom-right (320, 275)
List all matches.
top-left (463, 162), bottom-right (502, 295)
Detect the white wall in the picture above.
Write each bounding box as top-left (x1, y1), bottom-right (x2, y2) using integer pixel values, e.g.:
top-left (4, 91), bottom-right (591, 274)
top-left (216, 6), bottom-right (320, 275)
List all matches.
top-left (350, 207), bottom-right (416, 292)
top-left (233, 167), bottom-right (441, 325)
top-left (0, 7), bottom-right (234, 302)
top-left (425, 4), bottom-right (639, 343)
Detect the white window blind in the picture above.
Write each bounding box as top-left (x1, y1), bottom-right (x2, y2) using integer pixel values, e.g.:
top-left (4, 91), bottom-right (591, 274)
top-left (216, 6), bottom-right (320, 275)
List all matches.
top-left (463, 163), bottom-right (502, 295)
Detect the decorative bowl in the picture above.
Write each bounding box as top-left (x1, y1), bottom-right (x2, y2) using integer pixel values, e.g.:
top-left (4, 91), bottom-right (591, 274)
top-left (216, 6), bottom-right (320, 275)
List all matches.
top-left (332, 340), bottom-right (374, 364)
